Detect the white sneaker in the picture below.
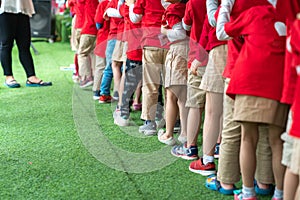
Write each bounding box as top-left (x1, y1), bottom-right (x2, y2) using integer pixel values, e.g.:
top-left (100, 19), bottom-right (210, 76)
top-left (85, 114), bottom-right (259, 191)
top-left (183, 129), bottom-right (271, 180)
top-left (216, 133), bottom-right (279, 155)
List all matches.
top-left (155, 118), bottom-right (166, 129)
top-left (114, 115), bottom-right (129, 126)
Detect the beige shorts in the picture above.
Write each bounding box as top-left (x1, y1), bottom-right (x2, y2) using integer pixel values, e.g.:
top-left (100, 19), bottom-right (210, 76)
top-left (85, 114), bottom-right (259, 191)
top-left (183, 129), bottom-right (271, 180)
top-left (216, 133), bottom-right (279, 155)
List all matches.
top-left (200, 44), bottom-right (227, 93)
top-left (185, 68), bottom-right (206, 109)
top-left (112, 40), bottom-right (127, 62)
top-left (290, 138), bottom-right (300, 175)
top-left (234, 95), bottom-right (288, 128)
top-left (165, 41), bottom-right (188, 88)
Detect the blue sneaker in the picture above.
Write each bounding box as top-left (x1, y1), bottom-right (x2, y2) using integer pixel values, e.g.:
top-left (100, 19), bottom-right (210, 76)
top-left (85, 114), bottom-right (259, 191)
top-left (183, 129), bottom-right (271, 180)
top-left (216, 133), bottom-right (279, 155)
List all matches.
top-left (254, 180), bottom-right (274, 195)
top-left (205, 174), bottom-right (236, 195)
top-left (171, 143), bottom-right (198, 160)
top-left (93, 90), bottom-right (100, 100)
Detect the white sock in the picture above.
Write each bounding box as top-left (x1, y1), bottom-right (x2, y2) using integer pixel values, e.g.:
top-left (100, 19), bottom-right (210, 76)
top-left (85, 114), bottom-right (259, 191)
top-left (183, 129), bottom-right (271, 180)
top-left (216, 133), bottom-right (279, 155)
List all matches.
top-left (203, 154), bottom-right (214, 165)
top-left (273, 187), bottom-right (283, 199)
top-left (242, 185), bottom-right (256, 198)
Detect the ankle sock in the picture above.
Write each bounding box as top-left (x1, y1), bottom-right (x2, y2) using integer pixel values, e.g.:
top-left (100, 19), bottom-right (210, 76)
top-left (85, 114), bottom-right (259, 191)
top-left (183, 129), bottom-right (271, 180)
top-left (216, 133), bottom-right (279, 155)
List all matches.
top-left (203, 154), bottom-right (214, 165)
top-left (273, 187), bottom-right (283, 199)
top-left (242, 185), bottom-right (256, 198)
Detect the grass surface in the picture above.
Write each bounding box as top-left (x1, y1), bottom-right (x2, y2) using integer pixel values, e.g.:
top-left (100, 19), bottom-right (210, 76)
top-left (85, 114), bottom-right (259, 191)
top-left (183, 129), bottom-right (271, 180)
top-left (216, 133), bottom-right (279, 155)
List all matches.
top-left (0, 42), bottom-right (271, 199)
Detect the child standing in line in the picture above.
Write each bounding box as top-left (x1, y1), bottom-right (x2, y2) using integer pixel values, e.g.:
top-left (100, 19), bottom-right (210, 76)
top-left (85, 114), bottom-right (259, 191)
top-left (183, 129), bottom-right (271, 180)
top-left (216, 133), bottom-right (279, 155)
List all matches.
top-left (156, 0), bottom-right (189, 146)
top-left (92, 0), bottom-right (110, 100)
top-left (104, 0), bottom-right (126, 101)
top-left (188, 11), bottom-right (228, 175)
top-left (113, 3), bottom-right (143, 126)
top-left (170, 0), bottom-right (207, 160)
top-left (77, 0), bottom-right (99, 88)
top-left (280, 6), bottom-right (300, 199)
top-left (206, 0), bottom-right (276, 196)
top-left (225, 5), bottom-right (288, 200)
top-left (98, 0), bottom-right (123, 103)
top-left (127, 0), bottom-right (168, 136)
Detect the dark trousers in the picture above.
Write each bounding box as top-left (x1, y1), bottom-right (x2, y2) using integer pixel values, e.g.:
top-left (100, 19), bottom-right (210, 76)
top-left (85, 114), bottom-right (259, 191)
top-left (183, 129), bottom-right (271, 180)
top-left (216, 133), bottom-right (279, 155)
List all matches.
top-left (120, 59), bottom-right (143, 118)
top-left (0, 12), bottom-right (35, 77)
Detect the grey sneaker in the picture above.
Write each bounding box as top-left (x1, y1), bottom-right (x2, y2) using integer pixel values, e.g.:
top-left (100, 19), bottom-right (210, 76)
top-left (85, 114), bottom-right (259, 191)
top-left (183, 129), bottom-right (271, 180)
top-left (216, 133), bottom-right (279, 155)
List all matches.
top-left (139, 120), bottom-right (157, 136)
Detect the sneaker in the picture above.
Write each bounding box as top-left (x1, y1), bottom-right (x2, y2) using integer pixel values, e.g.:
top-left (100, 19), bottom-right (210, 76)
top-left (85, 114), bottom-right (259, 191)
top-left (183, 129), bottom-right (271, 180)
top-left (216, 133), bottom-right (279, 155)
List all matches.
top-left (157, 129), bottom-right (177, 146)
top-left (139, 120), bottom-right (157, 136)
top-left (72, 73), bottom-right (79, 83)
top-left (173, 119), bottom-right (181, 133)
top-left (171, 143), bottom-right (198, 160)
top-left (155, 118), bottom-right (166, 129)
top-left (99, 95), bottom-right (112, 103)
top-left (234, 190), bottom-right (258, 200)
top-left (114, 115), bottom-right (130, 126)
top-left (113, 107), bottom-right (121, 119)
top-left (79, 77), bottom-right (93, 88)
top-left (205, 174), bottom-right (236, 195)
top-left (112, 91), bottom-right (119, 101)
top-left (93, 90), bottom-right (101, 100)
top-left (271, 197), bottom-right (283, 200)
top-left (254, 180), bottom-right (274, 195)
top-left (189, 158), bottom-right (216, 176)
top-left (214, 143), bottom-right (220, 159)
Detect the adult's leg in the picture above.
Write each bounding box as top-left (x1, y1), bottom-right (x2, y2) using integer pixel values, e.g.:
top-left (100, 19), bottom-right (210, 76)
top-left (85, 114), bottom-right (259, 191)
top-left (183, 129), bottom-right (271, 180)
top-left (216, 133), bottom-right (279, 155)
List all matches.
top-left (0, 13), bottom-right (17, 79)
top-left (15, 13), bottom-right (36, 78)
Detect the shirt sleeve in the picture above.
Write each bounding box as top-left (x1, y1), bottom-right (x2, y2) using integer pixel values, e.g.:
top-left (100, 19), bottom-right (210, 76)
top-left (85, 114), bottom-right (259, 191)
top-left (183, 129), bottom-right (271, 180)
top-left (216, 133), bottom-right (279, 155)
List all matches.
top-left (182, 1), bottom-right (192, 31)
top-left (206, 0), bottom-right (218, 27)
top-left (216, 0), bottom-right (235, 40)
top-left (129, 4), bottom-right (143, 23)
top-left (106, 7), bottom-right (122, 18)
top-left (166, 22), bottom-right (187, 42)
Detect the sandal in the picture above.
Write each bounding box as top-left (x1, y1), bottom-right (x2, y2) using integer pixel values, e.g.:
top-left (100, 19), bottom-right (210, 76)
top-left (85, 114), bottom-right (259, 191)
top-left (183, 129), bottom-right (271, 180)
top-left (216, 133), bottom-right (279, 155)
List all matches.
top-left (205, 174), bottom-right (236, 195)
top-left (26, 79), bottom-right (52, 87)
top-left (4, 79), bottom-right (21, 88)
top-left (157, 129), bottom-right (177, 146)
top-left (254, 180), bottom-right (274, 195)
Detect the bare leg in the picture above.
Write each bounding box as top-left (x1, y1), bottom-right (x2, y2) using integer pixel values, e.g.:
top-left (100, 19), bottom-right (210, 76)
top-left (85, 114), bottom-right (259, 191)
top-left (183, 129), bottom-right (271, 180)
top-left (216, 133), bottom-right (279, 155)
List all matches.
top-left (187, 107), bottom-right (203, 147)
top-left (112, 60), bottom-right (122, 95)
top-left (240, 122), bottom-right (259, 187)
top-left (284, 168), bottom-right (299, 200)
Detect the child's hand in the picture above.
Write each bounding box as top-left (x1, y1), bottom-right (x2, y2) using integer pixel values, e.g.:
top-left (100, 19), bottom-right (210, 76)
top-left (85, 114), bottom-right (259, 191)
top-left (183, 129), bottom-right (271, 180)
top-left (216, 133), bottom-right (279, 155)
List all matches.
top-left (125, 0), bottom-right (135, 6)
top-left (191, 59), bottom-right (203, 76)
top-left (103, 10), bottom-right (109, 20)
top-left (161, 25), bottom-right (168, 35)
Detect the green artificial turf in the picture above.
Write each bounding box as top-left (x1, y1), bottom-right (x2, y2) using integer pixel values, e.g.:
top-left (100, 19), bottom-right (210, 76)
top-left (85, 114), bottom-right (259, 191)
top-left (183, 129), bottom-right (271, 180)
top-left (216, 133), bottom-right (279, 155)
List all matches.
top-left (0, 41), bottom-right (272, 199)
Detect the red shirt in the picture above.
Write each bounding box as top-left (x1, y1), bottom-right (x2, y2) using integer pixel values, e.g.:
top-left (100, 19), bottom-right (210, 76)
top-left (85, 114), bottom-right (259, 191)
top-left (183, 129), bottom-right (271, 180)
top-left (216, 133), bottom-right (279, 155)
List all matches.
top-left (133, 0), bottom-right (165, 48)
top-left (106, 0), bottom-right (123, 40)
top-left (200, 16), bottom-right (227, 51)
top-left (277, 0), bottom-right (300, 104)
top-left (183, 0), bottom-right (207, 68)
top-left (162, 2), bottom-right (186, 46)
top-left (81, 0), bottom-right (99, 35)
top-left (75, 0), bottom-right (86, 29)
top-left (94, 0), bottom-right (110, 58)
top-left (225, 5), bottom-right (286, 101)
top-left (290, 19), bottom-right (300, 138)
top-left (120, 4), bottom-right (142, 61)
top-left (222, 0), bottom-right (271, 78)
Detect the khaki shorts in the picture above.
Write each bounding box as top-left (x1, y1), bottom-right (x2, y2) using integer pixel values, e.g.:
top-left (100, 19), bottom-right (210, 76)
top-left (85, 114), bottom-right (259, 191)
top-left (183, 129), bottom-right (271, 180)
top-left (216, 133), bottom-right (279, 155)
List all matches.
top-left (234, 95), bottom-right (288, 128)
top-left (165, 41), bottom-right (188, 88)
top-left (200, 44), bottom-right (227, 93)
top-left (290, 138), bottom-right (300, 175)
top-left (185, 68), bottom-right (206, 109)
top-left (112, 40), bottom-right (127, 62)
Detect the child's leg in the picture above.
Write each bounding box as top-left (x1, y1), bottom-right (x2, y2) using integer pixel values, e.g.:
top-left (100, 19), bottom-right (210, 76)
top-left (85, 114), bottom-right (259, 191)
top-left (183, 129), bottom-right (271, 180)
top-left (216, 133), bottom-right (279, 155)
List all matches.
top-left (120, 59), bottom-right (143, 118)
top-left (296, 184), bottom-right (300, 200)
top-left (203, 92), bottom-right (223, 156)
top-left (268, 124), bottom-right (286, 190)
top-left (175, 86), bottom-right (188, 138)
top-left (284, 168), bottom-right (299, 199)
top-left (92, 56), bottom-right (106, 92)
top-left (160, 87), bottom-right (178, 139)
top-left (187, 108), bottom-right (202, 147)
top-left (112, 60), bottom-right (122, 96)
top-left (133, 81), bottom-right (142, 104)
top-left (240, 122), bottom-right (259, 188)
